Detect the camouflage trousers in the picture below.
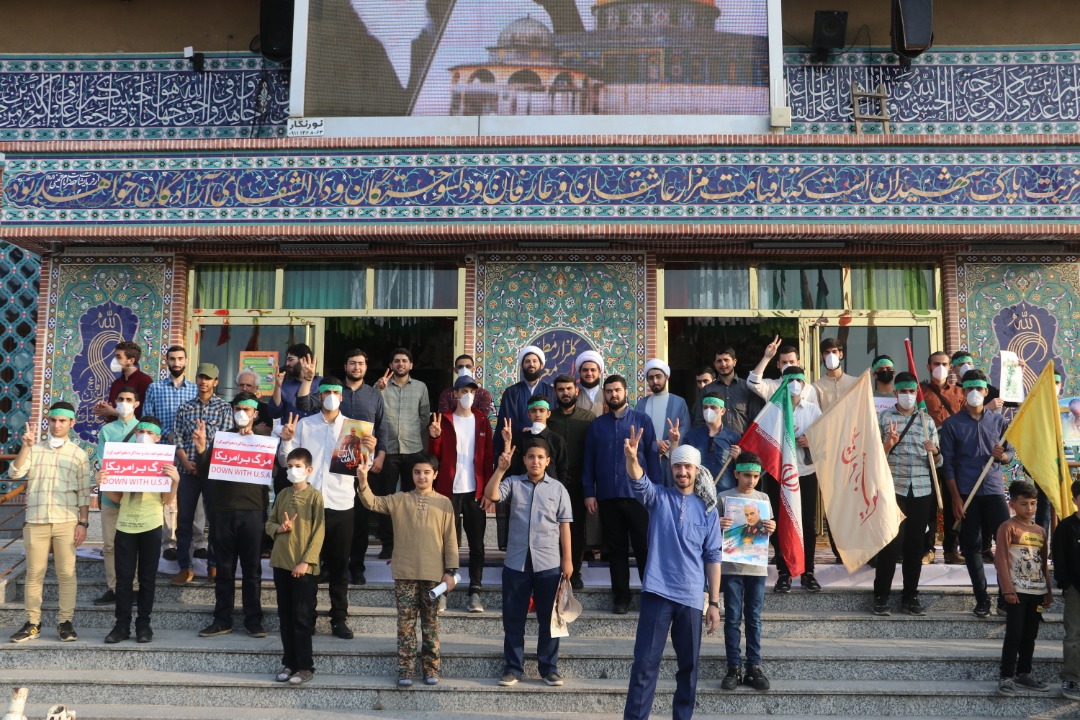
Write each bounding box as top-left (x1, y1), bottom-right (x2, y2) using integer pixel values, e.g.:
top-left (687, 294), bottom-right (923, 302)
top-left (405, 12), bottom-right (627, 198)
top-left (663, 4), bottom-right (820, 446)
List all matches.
top-left (395, 579), bottom-right (441, 677)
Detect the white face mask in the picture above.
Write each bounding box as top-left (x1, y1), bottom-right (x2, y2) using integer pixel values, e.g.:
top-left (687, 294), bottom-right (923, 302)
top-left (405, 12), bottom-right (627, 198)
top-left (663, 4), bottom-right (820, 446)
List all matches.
top-left (957, 363), bottom-right (973, 378)
top-left (530, 421), bottom-right (545, 435)
top-left (109, 357), bottom-right (123, 373)
top-left (703, 408), bottom-right (719, 425)
top-left (287, 467), bottom-right (309, 484)
top-left (458, 392), bottom-right (474, 410)
top-left (136, 433), bottom-right (157, 445)
top-left (823, 353), bottom-right (840, 371)
top-left (966, 389), bottom-right (984, 408)
top-left (931, 365), bottom-right (949, 382)
top-left (897, 393), bottom-right (916, 410)
top-left (116, 402), bottom-right (134, 418)
top-left (457, 367), bottom-right (472, 378)
top-left (788, 381), bottom-right (803, 397)
top-left (48, 436), bottom-right (66, 448)
top-left (323, 395), bottom-right (341, 412)
top-left (233, 410), bottom-right (251, 427)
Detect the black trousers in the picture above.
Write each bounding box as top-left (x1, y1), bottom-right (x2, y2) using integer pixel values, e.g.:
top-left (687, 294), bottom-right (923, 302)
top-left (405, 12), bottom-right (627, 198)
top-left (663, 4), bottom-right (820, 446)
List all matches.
top-left (451, 492), bottom-right (486, 590)
top-left (322, 508), bottom-right (354, 622)
top-left (1001, 592), bottom-right (1043, 678)
top-left (371, 453), bottom-right (421, 545)
top-left (565, 482), bottom-right (586, 577)
top-left (114, 526), bottom-right (162, 630)
top-left (958, 493), bottom-right (1010, 603)
top-left (767, 472), bottom-right (818, 576)
top-left (599, 498), bottom-right (649, 605)
top-left (211, 509), bottom-right (264, 628)
top-left (274, 568), bottom-right (317, 672)
top-left (349, 492), bottom-right (371, 577)
top-left (926, 474), bottom-right (960, 555)
top-left (874, 489), bottom-right (936, 599)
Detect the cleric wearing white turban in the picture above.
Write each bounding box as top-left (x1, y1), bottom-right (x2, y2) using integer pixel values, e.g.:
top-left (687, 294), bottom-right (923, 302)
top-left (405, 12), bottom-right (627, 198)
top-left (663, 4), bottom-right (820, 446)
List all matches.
top-left (635, 358), bottom-right (690, 488)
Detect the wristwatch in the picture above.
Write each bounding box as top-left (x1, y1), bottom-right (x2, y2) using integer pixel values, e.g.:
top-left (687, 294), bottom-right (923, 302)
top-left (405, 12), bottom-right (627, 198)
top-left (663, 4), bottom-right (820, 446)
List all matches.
top-left (708, 600), bottom-right (721, 609)
top-left (444, 569), bottom-right (457, 577)
top-left (77, 521), bottom-right (89, 528)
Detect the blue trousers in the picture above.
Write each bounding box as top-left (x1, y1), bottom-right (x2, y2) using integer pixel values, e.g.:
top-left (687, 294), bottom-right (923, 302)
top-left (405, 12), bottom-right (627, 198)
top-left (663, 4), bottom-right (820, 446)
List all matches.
top-left (502, 564), bottom-right (562, 677)
top-left (722, 574), bottom-right (766, 667)
top-left (624, 592), bottom-right (702, 720)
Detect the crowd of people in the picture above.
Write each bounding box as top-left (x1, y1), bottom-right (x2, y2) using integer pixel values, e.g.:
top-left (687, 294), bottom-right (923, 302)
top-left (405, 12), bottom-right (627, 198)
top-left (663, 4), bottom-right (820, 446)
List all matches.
top-left (7, 335), bottom-right (1080, 716)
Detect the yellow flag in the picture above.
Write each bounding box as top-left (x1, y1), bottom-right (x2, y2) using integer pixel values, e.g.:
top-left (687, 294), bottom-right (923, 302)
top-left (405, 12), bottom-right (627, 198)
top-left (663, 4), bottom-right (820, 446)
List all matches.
top-left (1003, 363), bottom-right (1076, 518)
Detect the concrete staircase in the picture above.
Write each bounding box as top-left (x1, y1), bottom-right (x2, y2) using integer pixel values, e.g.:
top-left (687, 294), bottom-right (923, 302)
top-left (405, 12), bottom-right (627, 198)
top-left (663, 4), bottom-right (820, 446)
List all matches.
top-left (1, 553), bottom-right (1078, 719)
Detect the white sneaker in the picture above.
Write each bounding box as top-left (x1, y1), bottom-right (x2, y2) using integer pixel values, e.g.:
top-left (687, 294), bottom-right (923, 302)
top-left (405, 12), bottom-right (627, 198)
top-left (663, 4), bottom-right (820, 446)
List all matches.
top-left (467, 592), bottom-right (485, 613)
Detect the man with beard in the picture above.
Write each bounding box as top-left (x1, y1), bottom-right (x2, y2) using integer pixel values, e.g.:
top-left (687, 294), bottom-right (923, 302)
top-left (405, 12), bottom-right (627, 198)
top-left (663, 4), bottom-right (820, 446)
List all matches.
top-left (575, 350), bottom-right (606, 416)
top-left (747, 337), bottom-right (820, 406)
top-left (142, 345), bottom-right (199, 561)
top-left (583, 375), bottom-right (660, 614)
top-left (635, 359), bottom-right (690, 489)
top-left (692, 347), bottom-right (764, 437)
top-left (372, 348), bottom-right (430, 559)
top-left (547, 374), bottom-right (596, 590)
top-left (269, 344), bottom-right (320, 421)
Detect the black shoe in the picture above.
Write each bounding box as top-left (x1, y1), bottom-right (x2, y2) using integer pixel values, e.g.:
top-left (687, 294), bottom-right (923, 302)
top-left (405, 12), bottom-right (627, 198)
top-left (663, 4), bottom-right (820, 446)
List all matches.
top-left (57, 621), bottom-right (78, 642)
top-left (350, 571), bottom-right (367, 585)
top-left (872, 596), bottom-right (891, 616)
top-left (9, 622), bottom-right (40, 643)
top-left (378, 545), bottom-right (393, 560)
top-left (973, 598), bottom-right (992, 618)
top-left (193, 547), bottom-right (209, 560)
top-left (136, 626), bottom-right (153, 643)
top-left (93, 589), bottom-right (116, 606)
top-left (104, 625), bottom-right (129, 644)
top-left (801, 573), bottom-right (821, 592)
top-left (331, 621), bottom-right (354, 640)
top-left (721, 665), bottom-right (741, 690)
top-left (774, 574), bottom-right (791, 593)
top-left (743, 665), bottom-right (770, 691)
top-left (981, 550), bottom-right (995, 564)
top-left (198, 621), bottom-right (233, 637)
top-left (612, 602), bottom-right (629, 615)
top-left (162, 548), bottom-right (178, 562)
top-left (316, 570), bottom-right (331, 585)
top-left (901, 596), bottom-right (927, 616)
top-left (570, 573), bottom-right (584, 591)
top-left (246, 624), bottom-right (268, 638)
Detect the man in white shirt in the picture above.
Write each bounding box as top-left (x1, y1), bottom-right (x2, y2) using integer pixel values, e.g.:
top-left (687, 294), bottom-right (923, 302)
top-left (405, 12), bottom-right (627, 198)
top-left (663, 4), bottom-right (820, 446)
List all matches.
top-left (278, 377), bottom-right (356, 640)
top-left (748, 336), bottom-right (820, 406)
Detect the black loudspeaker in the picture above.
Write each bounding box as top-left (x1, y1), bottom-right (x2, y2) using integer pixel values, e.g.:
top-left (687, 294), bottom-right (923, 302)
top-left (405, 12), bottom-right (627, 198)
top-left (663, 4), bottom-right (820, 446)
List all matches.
top-left (892, 0), bottom-right (933, 57)
top-left (813, 11), bottom-right (848, 51)
top-left (260, 0), bottom-right (294, 63)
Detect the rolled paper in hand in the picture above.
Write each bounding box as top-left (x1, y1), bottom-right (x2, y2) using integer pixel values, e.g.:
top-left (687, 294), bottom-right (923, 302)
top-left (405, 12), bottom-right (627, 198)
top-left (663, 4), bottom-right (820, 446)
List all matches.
top-left (428, 572), bottom-right (462, 600)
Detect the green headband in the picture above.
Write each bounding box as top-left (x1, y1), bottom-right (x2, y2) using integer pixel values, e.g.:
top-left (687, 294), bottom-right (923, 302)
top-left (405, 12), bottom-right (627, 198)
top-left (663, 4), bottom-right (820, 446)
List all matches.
top-left (528, 398), bottom-right (551, 411)
top-left (47, 408), bottom-right (76, 420)
top-left (702, 397), bottom-right (725, 408)
top-left (235, 399), bottom-right (259, 410)
top-left (318, 384), bottom-right (343, 394)
top-left (951, 355), bottom-right (973, 367)
top-left (894, 381), bottom-right (918, 390)
top-left (735, 462), bottom-right (762, 473)
top-left (962, 379), bottom-right (988, 389)
top-left (784, 373), bottom-right (806, 383)
top-left (135, 422), bottom-right (162, 435)
top-left (872, 359), bottom-right (894, 370)
top-left (1055, 374), bottom-right (1063, 382)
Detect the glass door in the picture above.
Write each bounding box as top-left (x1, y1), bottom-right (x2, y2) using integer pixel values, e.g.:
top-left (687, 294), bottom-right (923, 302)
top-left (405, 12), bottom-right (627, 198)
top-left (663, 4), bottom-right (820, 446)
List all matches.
top-left (190, 317), bottom-right (321, 399)
top-left (801, 315), bottom-right (941, 383)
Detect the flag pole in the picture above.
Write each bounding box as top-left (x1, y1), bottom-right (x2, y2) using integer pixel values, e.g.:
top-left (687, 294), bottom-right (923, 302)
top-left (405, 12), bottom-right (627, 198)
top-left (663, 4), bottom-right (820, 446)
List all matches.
top-left (952, 428), bottom-right (1009, 531)
top-left (920, 410), bottom-right (944, 511)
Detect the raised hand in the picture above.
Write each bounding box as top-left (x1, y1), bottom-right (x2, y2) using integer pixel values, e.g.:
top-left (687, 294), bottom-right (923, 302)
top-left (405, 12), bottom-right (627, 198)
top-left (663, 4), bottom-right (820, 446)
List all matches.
top-left (624, 425), bottom-right (643, 460)
top-left (299, 354), bottom-right (317, 382)
top-left (274, 370), bottom-right (286, 389)
top-left (501, 417), bottom-right (513, 447)
top-left (192, 418), bottom-right (207, 449)
top-left (376, 369), bottom-right (392, 391)
top-left (886, 419), bottom-right (900, 446)
top-left (279, 511), bottom-right (295, 534)
top-left (498, 445), bottom-right (515, 471)
top-left (763, 334), bottom-right (782, 360)
top-left (355, 456), bottom-right (370, 486)
top-left (279, 413), bottom-right (299, 442)
top-left (22, 422), bottom-right (37, 445)
top-left (429, 413), bottom-right (442, 438)
top-left (667, 417), bottom-right (681, 444)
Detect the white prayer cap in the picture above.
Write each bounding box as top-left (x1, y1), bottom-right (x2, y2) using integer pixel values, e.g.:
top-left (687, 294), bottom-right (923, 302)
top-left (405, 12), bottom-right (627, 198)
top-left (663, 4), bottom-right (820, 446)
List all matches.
top-left (644, 358), bottom-right (671, 378)
top-left (575, 349), bottom-right (605, 375)
top-left (518, 345), bottom-right (546, 368)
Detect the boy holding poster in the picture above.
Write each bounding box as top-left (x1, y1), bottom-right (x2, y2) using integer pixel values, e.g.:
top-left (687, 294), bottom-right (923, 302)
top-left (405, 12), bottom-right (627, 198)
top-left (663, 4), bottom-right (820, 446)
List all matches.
top-left (100, 416), bottom-right (179, 644)
top-left (718, 451), bottom-right (776, 692)
top-left (266, 447), bottom-right (325, 686)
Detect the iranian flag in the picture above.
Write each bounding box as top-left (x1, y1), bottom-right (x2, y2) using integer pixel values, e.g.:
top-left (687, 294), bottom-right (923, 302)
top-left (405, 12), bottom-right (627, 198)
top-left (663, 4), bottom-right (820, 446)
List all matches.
top-left (737, 381), bottom-right (804, 577)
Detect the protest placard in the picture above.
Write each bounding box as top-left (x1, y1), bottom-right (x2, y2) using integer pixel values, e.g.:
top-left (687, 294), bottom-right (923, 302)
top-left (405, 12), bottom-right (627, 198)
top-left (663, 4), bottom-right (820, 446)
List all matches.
top-left (721, 496), bottom-right (772, 567)
top-left (328, 419), bottom-right (374, 475)
top-left (239, 351), bottom-right (279, 398)
top-left (999, 350), bottom-right (1026, 403)
top-left (208, 432), bottom-right (279, 486)
top-left (99, 442), bottom-right (177, 493)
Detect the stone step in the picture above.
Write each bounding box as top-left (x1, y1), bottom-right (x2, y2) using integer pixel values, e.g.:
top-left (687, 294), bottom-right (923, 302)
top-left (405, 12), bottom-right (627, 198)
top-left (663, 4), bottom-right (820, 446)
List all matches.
top-left (0, 602), bottom-right (1064, 640)
top-left (31, 576), bottom-right (1015, 614)
top-left (15, 710), bottom-right (1006, 720)
top-left (1, 627), bottom-right (1064, 682)
top-left (1, 670), bottom-right (1074, 717)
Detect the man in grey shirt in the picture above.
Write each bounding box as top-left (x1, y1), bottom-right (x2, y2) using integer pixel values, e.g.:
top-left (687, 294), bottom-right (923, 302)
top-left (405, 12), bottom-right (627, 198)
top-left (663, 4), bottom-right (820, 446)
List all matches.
top-left (373, 347), bottom-right (431, 558)
top-left (691, 346), bottom-right (764, 437)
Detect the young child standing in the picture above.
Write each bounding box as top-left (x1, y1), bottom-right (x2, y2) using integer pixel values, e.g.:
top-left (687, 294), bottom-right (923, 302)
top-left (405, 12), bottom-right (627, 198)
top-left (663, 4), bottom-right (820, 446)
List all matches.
top-left (265, 448), bottom-right (325, 686)
top-left (1052, 480), bottom-right (1080, 700)
top-left (717, 451), bottom-right (776, 691)
top-left (101, 416), bottom-right (178, 644)
top-left (357, 452), bottom-right (458, 687)
top-left (995, 480), bottom-right (1054, 696)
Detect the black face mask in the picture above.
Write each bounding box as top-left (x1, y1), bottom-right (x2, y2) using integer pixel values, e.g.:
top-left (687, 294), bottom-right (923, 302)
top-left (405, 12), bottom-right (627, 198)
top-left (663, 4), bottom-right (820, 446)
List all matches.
top-left (876, 370), bottom-right (895, 384)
